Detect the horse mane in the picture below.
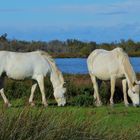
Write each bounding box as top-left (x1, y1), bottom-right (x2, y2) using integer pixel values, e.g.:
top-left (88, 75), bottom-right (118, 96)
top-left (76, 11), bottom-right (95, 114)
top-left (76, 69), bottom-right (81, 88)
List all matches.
top-left (39, 51), bottom-right (64, 87)
top-left (118, 48), bottom-right (137, 86)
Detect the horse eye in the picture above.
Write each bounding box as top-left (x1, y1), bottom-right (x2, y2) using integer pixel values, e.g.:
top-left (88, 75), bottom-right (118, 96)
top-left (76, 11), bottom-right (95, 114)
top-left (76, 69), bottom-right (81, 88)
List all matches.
top-left (131, 90), bottom-right (136, 94)
top-left (63, 83), bottom-right (67, 87)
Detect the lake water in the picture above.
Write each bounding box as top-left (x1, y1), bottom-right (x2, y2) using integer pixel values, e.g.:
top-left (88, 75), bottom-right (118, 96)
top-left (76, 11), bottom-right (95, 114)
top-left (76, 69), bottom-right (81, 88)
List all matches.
top-left (55, 57), bottom-right (140, 74)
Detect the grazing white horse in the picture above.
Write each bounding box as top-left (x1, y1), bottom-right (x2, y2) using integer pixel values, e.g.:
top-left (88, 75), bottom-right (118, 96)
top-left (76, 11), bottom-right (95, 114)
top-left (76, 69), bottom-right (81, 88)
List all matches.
top-left (87, 47), bottom-right (140, 107)
top-left (0, 50), bottom-right (66, 107)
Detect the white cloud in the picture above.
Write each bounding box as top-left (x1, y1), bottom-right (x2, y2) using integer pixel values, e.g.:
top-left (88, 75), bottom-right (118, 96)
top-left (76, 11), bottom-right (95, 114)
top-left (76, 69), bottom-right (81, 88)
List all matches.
top-left (0, 0), bottom-right (140, 15)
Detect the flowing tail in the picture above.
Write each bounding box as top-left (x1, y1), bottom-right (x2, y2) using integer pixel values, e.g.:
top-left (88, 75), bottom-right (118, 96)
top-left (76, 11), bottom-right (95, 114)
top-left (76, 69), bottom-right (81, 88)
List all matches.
top-left (87, 50), bottom-right (98, 75)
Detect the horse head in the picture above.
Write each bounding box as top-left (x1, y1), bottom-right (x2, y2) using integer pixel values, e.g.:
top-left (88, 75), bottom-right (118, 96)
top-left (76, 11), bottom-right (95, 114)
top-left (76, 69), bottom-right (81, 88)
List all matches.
top-left (53, 84), bottom-right (66, 106)
top-left (128, 81), bottom-right (140, 107)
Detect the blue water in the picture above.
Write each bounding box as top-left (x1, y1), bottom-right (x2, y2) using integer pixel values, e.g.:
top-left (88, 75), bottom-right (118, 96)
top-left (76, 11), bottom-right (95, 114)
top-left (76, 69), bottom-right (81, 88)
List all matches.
top-left (55, 57), bottom-right (140, 74)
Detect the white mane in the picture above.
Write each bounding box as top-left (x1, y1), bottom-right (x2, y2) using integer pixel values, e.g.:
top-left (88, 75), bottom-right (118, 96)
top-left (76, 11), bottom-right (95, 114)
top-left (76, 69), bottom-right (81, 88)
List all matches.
top-left (40, 51), bottom-right (64, 88)
top-left (122, 53), bottom-right (137, 87)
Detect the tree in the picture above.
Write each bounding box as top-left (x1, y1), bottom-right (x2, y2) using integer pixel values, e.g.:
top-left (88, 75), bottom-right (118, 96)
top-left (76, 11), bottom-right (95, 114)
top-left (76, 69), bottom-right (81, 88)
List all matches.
top-left (0, 33), bottom-right (8, 41)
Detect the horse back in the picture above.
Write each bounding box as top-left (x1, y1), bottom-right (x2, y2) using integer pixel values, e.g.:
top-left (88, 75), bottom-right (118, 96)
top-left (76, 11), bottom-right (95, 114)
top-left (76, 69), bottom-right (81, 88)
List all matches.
top-left (0, 51), bottom-right (50, 80)
top-left (87, 48), bottom-right (125, 80)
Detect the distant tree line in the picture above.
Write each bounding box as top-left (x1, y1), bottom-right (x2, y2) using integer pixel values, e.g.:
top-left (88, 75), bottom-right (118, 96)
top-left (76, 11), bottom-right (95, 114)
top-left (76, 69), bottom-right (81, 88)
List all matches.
top-left (0, 33), bottom-right (140, 57)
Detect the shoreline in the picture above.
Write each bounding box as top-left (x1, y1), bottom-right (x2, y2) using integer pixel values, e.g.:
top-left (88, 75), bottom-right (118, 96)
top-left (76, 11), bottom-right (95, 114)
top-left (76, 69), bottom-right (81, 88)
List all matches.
top-left (52, 54), bottom-right (140, 58)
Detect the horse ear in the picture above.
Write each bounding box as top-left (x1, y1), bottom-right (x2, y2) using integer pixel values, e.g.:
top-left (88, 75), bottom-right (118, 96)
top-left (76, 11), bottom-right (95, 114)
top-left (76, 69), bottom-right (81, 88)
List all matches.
top-left (63, 82), bottom-right (67, 87)
top-left (137, 81), bottom-right (140, 85)
top-left (134, 81), bottom-right (140, 85)
top-left (133, 81), bottom-right (137, 86)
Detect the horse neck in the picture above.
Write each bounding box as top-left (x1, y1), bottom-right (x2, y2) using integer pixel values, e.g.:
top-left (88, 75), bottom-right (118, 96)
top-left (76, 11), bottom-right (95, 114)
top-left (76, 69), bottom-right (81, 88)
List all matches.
top-left (40, 51), bottom-right (64, 89)
top-left (126, 72), bottom-right (136, 89)
top-left (50, 68), bottom-right (64, 89)
top-left (47, 57), bottom-right (64, 89)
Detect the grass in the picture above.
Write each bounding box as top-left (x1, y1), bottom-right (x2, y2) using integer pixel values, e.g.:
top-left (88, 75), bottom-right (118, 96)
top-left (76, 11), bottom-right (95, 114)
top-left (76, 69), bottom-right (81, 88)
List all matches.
top-left (1, 74), bottom-right (140, 139)
top-left (0, 99), bottom-right (140, 140)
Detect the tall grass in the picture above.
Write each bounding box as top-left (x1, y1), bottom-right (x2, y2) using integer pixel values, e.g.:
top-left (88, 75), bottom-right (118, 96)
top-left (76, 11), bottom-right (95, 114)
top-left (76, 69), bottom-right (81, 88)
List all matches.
top-left (0, 106), bottom-right (103, 140)
top-left (1, 74), bottom-right (140, 140)
top-left (0, 105), bottom-right (140, 140)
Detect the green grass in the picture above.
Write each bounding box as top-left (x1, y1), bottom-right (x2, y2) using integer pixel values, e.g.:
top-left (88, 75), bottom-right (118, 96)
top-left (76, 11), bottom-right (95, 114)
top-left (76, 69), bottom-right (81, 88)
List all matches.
top-left (0, 74), bottom-right (140, 139)
top-left (0, 99), bottom-right (140, 140)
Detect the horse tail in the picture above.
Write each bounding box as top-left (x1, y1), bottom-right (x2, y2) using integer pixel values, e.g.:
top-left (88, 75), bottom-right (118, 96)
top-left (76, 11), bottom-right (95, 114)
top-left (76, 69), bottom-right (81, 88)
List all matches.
top-left (87, 50), bottom-right (98, 76)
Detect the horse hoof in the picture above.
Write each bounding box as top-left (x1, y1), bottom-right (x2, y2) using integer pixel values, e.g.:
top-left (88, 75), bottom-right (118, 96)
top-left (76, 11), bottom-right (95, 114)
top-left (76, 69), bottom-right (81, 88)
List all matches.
top-left (110, 103), bottom-right (114, 107)
top-left (95, 102), bottom-right (102, 107)
top-left (8, 103), bottom-right (12, 107)
top-left (42, 102), bottom-right (48, 107)
top-left (30, 102), bottom-right (35, 107)
top-left (5, 103), bottom-right (12, 108)
top-left (125, 103), bottom-right (129, 107)
top-left (44, 104), bottom-right (48, 107)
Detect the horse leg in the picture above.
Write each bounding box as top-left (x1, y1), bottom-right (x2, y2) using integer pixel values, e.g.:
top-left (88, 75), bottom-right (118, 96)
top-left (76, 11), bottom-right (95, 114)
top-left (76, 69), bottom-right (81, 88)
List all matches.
top-left (110, 76), bottom-right (116, 106)
top-left (29, 83), bottom-right (37, 106)
top-left (93, 80), bottom-right (102, 100)
top-left (90, 74), bottom-right (102, 106)
top-left (0, 77), bottom-right (11, 107)
top-left (122, 79), bottom-right (129, 107)
top-left (90, 74), bottom-right (97, 100)
top-left (0, 88), bottom-right (11, 107)
top-left (36, 75), bottom-right (48, 107)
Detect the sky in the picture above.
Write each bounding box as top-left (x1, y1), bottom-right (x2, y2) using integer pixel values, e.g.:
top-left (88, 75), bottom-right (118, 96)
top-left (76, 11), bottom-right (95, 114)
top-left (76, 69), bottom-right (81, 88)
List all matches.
top-left (0, 0), bottom-right (140, 43)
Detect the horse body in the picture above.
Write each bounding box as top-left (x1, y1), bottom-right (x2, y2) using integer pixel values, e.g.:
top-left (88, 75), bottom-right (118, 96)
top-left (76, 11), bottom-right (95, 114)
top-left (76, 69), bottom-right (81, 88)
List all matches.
top-left (87, 48), bottom-right (140, 107)
top-left (1, 51), bottom-right (50, 80)
top-left (90, 49), bottom-right (124, 80)
top-left (0, 50), bottom-right (66, 107)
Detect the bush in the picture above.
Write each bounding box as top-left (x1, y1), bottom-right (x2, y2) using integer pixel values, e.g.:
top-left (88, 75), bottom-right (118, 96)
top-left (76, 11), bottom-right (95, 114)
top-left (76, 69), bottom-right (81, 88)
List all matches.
top-left (1, 74), bottom-right (125, 106)
top-left (71, 92), bottom-right (94, 107)
top-left (99, 82), bottom-right (110, 104)
top-left (5, 79), bottom-right (31, 99)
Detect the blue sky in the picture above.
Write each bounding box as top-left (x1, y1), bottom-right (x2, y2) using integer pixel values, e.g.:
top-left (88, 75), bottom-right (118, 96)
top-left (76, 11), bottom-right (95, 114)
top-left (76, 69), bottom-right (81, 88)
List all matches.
top-left (0, 0), bottom-right (140, 43)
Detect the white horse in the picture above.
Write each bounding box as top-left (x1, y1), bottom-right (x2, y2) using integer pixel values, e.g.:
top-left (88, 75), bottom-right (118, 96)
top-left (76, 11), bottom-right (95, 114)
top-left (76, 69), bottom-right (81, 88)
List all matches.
top-left (0, 50), bottom-right (66, 107)
top-left (87, 47), bottom-right (140, 107)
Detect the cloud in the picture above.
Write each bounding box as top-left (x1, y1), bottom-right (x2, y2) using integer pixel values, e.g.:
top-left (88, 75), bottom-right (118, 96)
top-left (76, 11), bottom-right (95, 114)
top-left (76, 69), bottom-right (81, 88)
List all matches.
top-left (98, 11), bottom-right (128, 15)
top-left (0, 0), bottom-right (140, 42)
top-left (0, 0), bottom-right (140, 16)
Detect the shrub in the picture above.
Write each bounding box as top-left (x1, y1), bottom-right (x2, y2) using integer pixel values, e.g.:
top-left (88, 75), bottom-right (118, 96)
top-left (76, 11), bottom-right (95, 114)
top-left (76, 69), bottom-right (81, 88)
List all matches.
top-left (1, 74), bottom-right (125, 106)
top-left (99, 82), bottom-right (110, 104)
top-left (71, 93), bottom-right (94, 107)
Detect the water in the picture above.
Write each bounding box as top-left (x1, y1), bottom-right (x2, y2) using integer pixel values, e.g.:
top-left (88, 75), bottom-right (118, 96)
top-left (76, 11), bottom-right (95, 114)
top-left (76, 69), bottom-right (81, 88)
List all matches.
top-left (55, 57), bottom-right (140, 74)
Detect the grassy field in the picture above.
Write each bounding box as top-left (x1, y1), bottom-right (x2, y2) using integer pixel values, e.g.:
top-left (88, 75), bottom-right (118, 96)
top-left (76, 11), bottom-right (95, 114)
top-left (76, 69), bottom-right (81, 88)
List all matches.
top-left (0, 99), bottom-right (140, 140)
top-left (0, 74), bottom-right (140, 140)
